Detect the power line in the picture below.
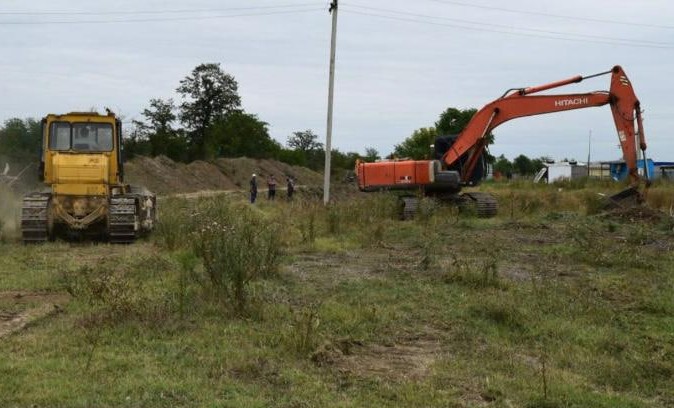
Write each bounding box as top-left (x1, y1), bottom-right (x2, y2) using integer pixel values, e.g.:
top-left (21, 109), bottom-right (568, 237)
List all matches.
top-left (423, 0), bottom-right (674, 30)
top-left (0, 7), bottom-right (324, 25)
top-left (0, 3), bottom-right (319, 16)
top-left (340, 9), bottom-right (674, 49)
top-left (342, 4), bottom-right (672, 47)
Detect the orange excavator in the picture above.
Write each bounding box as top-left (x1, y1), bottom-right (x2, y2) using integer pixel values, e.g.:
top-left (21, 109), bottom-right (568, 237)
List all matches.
top-left (356, 65), bottom-right (649, 218)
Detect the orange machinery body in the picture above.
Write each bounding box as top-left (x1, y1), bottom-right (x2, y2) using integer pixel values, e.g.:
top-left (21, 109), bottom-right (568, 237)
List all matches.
top-left (357, 160), bottom-right (435, 191)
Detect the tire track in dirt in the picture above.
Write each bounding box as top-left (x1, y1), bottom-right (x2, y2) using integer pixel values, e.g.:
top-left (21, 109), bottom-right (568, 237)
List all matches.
top-left (0, 292), bottom-right (69, 339)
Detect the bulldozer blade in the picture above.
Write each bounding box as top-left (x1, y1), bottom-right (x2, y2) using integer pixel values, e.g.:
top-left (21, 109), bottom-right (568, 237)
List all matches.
top-left (607, 186), bottom-right (641, 207)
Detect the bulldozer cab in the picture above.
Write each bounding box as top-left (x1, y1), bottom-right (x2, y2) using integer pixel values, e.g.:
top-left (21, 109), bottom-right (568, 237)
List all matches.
top-left (41, 112), bottom-right (125, 196)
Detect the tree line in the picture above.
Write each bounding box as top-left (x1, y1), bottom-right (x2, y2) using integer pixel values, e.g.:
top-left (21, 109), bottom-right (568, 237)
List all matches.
top-left (0, 63), bottom-right (547, 176)
top-left (0, 63), bottom-right (380, 174)
top-left (0, 118), bottom-right (41, 164)
top-left (124, 63), bottom-right (379, 173)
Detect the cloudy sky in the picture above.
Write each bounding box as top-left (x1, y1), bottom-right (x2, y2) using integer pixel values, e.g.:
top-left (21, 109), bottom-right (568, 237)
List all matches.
top-left (0, 0), bottom-right (672, 162)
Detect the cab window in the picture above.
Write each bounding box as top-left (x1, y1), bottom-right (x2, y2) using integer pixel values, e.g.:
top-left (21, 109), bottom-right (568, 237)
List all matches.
top-left (48, 122), bottom-right (114, 152)
top-left (49, 122), bottom-right (71, 150)
top-left (72, 123), bottom-right (113, 152)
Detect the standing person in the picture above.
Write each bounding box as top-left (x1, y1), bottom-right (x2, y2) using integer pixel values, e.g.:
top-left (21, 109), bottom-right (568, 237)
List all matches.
top-left (267, 175), bottom-right (277, 200)
top-left (286, 176), bottom-right (295, 201)
top-left (250, 174), bottom-right (258, 204)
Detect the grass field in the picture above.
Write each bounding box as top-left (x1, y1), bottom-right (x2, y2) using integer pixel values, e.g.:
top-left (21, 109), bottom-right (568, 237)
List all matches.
top-left (0, 180), bottom-right (673, 407)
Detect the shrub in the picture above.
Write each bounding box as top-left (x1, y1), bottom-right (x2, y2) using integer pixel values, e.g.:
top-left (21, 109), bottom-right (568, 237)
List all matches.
top-left (191, 198), bottom-right (283, 315)
top-left (60, 262), bottom-right (167, 326)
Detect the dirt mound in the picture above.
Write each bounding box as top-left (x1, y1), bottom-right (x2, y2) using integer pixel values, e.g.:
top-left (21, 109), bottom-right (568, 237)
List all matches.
top-left (213, 158), bottom-right (323, 188)
top-left (125, 156), bottom-right (323, 195)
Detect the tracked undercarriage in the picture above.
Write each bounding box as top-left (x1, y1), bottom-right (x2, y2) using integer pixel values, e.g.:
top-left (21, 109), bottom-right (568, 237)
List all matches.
top-left (21, 193), bottom-right (51, 243)
top-left (21, 189), bottom-right (156, 244)
top-left (398, 191), bottom-right (499, 220)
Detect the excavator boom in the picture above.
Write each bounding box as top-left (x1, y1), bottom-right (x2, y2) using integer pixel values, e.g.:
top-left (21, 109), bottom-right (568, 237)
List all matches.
top-left (443, 65), bottom-right (647, 187)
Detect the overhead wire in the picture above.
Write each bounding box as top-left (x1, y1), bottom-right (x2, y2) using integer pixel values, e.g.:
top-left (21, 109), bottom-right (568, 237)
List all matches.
top-left (339, 7), bottom-right (674, 49)
top-left (342, 4), bottom-right (672, 47)
top-left (423, 0), bottom-right (674, 30)
top-left (0, 6), bottom-right (324, 25)
top-left (0, 3), bottom-right (320, 16)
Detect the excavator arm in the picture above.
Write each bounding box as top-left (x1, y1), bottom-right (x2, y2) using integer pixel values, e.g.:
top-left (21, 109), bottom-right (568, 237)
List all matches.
top-left (443, 66), bottom-right (648, 188)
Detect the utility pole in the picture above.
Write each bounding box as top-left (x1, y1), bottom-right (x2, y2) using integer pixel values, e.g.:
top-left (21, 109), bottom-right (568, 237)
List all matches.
top-left (323, 0), bottom-right (338, 205)
top-left (587, 129), bottom-right (592, 177)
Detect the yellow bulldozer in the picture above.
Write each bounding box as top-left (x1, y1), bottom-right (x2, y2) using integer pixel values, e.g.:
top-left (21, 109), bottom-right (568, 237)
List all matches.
top-left (21, 111), bottom-right (156, 243)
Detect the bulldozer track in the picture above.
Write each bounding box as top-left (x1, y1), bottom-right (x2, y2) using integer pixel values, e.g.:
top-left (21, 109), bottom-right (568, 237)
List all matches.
top-left (108, 196), bottom-right (137, 244)
top-left (21, 194), bottom-right (50, 243)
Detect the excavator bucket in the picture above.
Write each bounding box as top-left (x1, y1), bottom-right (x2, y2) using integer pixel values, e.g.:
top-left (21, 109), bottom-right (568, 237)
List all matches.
top-left (607, 186), bottom-right (642, 208)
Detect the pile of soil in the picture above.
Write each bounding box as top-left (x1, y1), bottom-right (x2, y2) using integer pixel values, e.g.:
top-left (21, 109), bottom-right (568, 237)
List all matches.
top-left (125, 155), bottom-right (323, 195)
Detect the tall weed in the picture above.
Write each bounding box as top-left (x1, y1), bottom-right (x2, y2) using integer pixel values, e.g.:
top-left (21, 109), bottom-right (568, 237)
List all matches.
top-left (155, 197), bottom-right (193, 250)
top-left (326, 205), bottom-right (342, 235)
top-left (283, 304), bottom-right (322, 356)
top-left (191, 198), bottom-right (283, 315)
top-left (443, 254), bottom-right (504, 289)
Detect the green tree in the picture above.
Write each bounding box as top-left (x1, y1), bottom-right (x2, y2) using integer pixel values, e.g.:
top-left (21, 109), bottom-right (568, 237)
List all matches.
top-left (210, 112), bottom-right (280, 159)
top-left (363, 147), bottom-right (380, 162)
top-left (531, 157), bottom-right (545, 174)
top-left (287, 130), bottom-right (323, 152)
top-left (278, 148), bottom-right (307, 167)
top-left (132, 98), bottom-right (178, 157)
top-left (436, 107), bottom-right (495, 144)
top-left (123, 127), bottom-right (151, 160)
top-left (286, 130), bottom-right (324, 170)
top-left (392, 127), bottom-right (437, 159)
top-left (330, 149), bottom-right (361, 172)
top-left (0, 118), bottom-right (42, 162)
top-left (513, 154), bottom-right (535, 175)
top-left (176, 63), bottom-right (242, 159)
top-left (493, 154), bottom-right (513, 176)
top-left (435, 108), bottom-right (476, 135)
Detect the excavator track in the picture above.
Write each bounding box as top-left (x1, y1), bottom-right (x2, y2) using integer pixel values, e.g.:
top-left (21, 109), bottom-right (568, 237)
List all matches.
top-left (21, 194), bottom-right (50, 243)
top-left (400, 196), bottom-right (419, 220)
top-left (461, 192), bottom-right (498, 218)
top-left (108, 196), bottom-right (137, 244)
